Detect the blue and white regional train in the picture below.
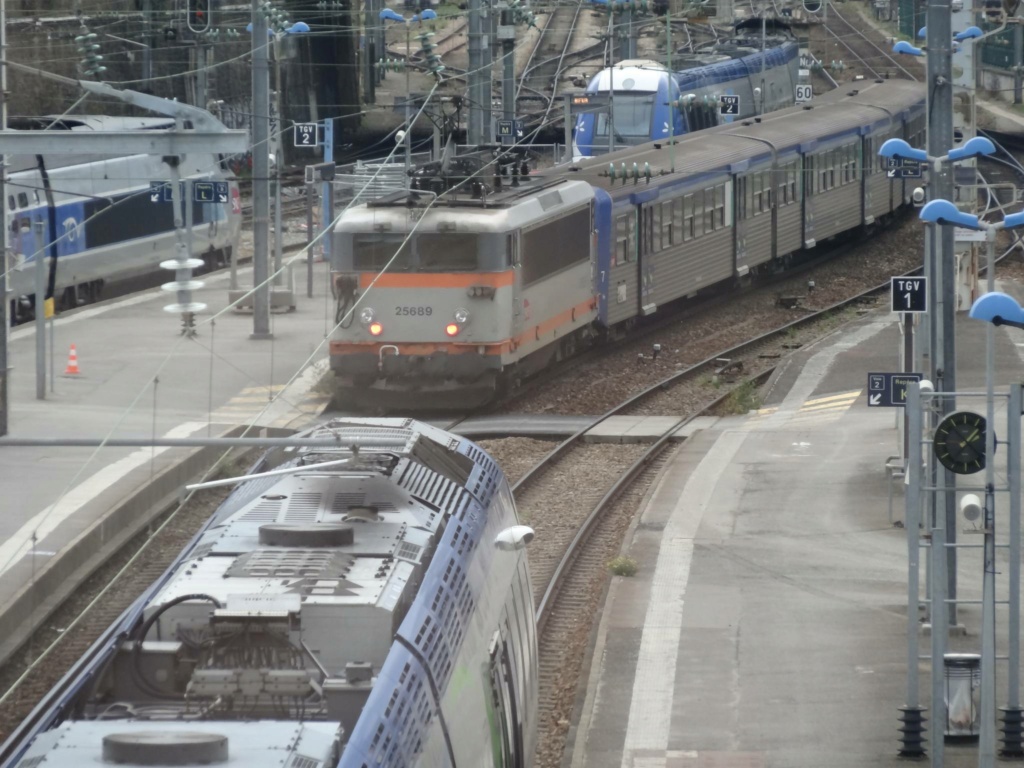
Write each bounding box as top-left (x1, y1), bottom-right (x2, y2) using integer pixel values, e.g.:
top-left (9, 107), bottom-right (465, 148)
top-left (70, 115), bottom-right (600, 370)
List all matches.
top-left (5, 115), bottom-right (241, 322)
top-left (328, 79), bottom-right (926, 407)
top-left (1, 418), bottom-right (538, 768)
top-left (572, 25), bottom-right (799, 157)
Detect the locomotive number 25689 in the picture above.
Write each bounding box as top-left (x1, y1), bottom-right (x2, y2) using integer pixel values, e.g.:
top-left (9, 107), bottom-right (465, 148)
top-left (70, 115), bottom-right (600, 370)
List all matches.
top-left (395, 306), bottom-right (433, 316)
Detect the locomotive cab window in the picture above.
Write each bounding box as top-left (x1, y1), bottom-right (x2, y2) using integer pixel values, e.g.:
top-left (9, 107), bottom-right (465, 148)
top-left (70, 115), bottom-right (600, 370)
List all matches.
top-left (418, 233), bottom-right (478, 271)
top-left (352, 236), bottom-right (413, 271)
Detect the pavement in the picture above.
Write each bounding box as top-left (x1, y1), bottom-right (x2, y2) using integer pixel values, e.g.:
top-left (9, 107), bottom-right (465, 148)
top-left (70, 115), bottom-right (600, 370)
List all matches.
top-left (567, 279), bottom-right (1024, 768)
top-left (0, 245), bottom-right (335, 663)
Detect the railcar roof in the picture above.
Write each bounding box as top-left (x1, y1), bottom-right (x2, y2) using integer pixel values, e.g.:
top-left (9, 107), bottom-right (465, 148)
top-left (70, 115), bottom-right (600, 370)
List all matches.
top-left (552, 79), bottom-right (923, 199)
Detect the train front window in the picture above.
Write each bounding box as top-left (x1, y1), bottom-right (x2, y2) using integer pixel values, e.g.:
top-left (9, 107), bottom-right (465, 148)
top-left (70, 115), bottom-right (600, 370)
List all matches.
top-left (352, 236), bottom-right (413, 271)
top-left (416, 233), bottom-right (478, 271)
top-left (594, 93), bottom-right (655, 143)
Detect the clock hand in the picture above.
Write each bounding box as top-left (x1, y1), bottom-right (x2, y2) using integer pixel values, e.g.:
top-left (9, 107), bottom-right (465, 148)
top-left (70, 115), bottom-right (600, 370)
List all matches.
top-left (965, 428), bottom-right (980, 444)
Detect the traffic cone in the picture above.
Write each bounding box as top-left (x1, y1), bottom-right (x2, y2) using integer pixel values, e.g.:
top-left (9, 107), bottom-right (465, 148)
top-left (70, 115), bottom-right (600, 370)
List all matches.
top-left (64, 344), bottom-right (80, 375)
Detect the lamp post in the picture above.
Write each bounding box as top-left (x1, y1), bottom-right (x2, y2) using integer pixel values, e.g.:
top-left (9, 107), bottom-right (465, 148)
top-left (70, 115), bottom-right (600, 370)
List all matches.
top-left (920, 200), bottom-right (1024, 765)
top-left (380, 8), bottom-right (437, 180)
top-left (879, 135), bottom-right (995, 638)
top-left (248, 12), bottom-right (308, 332)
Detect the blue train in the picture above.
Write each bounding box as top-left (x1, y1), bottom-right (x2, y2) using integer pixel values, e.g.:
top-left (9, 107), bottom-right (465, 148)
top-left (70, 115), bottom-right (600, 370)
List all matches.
top-left (5, 115), bottom-right (241, 322)
top-left (572, 32), bottom-right (799, 157)
top-left (0, 418), bottom-right (539, 767)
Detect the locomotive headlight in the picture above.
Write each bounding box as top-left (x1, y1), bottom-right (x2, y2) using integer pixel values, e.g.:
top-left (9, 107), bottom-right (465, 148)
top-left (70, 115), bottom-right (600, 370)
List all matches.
top-left (454, 308), bottom-right (470, 324)
top-left (445, 323), bottom-right (460, 337)
top-left (369, 321), bottom-right (384, 337)
top-left (359, 307), bottom-right (375, 325)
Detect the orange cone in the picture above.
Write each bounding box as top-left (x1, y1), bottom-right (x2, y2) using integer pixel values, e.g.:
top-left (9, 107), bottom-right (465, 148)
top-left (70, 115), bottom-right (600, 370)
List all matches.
top-left (64, 344), bottom-right (80, 375)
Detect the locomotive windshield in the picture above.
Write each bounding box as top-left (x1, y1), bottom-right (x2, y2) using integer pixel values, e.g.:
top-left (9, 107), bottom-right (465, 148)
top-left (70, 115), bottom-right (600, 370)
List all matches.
top-left (351, 233), bottom-right (482, 272)
top-left (593, 93), bottom-right (655, 144)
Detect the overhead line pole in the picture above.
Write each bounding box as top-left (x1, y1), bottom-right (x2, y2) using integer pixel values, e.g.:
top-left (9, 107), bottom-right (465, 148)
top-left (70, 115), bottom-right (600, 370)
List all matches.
top-left (0, 0), bottom-right (7, 436)
top-left (251, 0), bottom-right (272, 339)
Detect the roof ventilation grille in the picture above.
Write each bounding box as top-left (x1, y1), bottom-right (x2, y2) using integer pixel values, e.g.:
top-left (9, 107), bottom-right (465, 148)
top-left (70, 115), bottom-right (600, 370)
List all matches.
top-left (258, 523), bottom-right (354, 547)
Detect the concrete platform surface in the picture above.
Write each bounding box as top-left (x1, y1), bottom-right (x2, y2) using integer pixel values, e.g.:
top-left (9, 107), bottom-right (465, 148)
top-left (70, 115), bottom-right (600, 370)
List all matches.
top-left (569, 282), bottom-right (1024, 768)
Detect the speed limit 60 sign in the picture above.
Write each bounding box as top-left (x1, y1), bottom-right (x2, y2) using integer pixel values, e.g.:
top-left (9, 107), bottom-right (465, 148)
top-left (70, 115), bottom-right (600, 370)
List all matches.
top-left (795, 84), bottom-right (812, 103)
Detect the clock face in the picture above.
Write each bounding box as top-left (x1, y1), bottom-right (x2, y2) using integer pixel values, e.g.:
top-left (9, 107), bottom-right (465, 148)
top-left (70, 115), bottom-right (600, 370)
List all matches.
top-left (934, 411), bottom-right (987, 475)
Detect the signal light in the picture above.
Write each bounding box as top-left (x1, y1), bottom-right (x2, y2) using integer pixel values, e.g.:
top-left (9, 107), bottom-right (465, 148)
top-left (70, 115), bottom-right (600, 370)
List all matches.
top-left (188, 0), bottom-right (211, 33)
top-left (369, 322), bottom-right (383, 336)
top-left (445, 323), bottom-right (460, 337)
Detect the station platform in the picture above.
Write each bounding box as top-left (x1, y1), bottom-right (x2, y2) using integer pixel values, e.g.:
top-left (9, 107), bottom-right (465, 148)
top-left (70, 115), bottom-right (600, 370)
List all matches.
top-left (567, 280), bottom-right (1024, 768)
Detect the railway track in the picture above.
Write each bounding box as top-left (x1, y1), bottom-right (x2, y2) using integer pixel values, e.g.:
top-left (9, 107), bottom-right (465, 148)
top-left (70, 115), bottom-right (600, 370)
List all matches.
top-left (517, 0), bottom-right (589, 131)
top-left (819, 1), bottom-right (921, 81)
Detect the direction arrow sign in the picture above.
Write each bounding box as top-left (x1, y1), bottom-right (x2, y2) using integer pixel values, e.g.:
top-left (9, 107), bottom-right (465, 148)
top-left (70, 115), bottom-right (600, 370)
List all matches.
top-left (866, 372), bottom-right (923, 407)
top-left (891, 276), bottom-right (928, 313)
top-left (884, 157), bottom-right (923, 179)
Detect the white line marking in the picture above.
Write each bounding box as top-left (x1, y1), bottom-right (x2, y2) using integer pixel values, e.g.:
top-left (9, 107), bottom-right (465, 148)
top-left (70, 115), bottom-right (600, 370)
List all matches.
top-left (620, 430), bottom-right (747, 765)
top-left (0, 421), bottom-right (208, 578)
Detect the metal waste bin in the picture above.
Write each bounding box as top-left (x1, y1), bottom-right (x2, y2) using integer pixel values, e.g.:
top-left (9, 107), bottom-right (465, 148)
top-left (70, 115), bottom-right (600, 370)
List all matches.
top-left (944, 653), bottom-right (981, 738)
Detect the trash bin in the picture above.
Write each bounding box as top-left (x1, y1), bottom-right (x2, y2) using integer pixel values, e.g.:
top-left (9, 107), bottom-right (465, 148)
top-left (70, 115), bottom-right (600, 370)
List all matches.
top-left (944, 653), bottom-right (981, 738)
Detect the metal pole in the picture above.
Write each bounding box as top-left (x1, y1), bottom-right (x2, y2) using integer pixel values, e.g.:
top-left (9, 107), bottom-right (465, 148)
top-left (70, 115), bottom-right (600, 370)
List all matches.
top-left (667, 13), bottom-right (674, 173)
top-left (901, 383), bottom-right (925, 755)
top-left (903, 311), bottom-right (912, 461)
top-left (0, 0), bottom-right (8, 436)
top-left (306, 180), bottom-right (314, 298)
top-left (273, 39), bottom-right (283, 286)
top-left (1014, 23), bottom-right (1022, 105)
top-left (608, 55), bottom-right (615, 156)
top-left (930, 522), bottom-right (947, 765)
top-left (364, 0), bottom-right (375, 103)
top-left (322, 118), bottom-right (333, 266)
top-left (185, 178), bottom-right (194, 272)
top-left (142, 0), bottom-right (153, 83)
top-left (563, 96), bottom-right (572, 165)
top-left (925, 0), bottom-right (958, 618)
top-left (252, 0), bottom-right (272, 339)
top-left (48, 313), bottom-right (53, 393)
top-left (467, 0), bottom-right (484, 144)
top-left (979, 227), bottom-right (998, 766)
top-left (34, 221), bottom-right (44, 401)
top-left (405, 24), bottom-right (412, 181)
top-left (196, 43), bottom-right (208, 109)
top-left (1008, 384), bottom-right (1022, 711)
top-left (503, 11), bottom-right (514, 124)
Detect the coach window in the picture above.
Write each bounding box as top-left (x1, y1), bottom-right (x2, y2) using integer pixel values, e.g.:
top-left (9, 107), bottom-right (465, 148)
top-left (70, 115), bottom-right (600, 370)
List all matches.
top-left (672, 198), bottom-right (683, 243)
top-left (661, 200), bottom-right (674, 246)
top-left (615, 214), bottom-right (629, 265)
top-left (703, 188), bottom-right (715, 233)
top-left (16, 193), bottom-right (27, 208)
top-left (682, 194), bottom-right (693, 241)
top-left (716, 184), bottom-right (727, 228)
top-left (651, 205), bottom-right (661, 253)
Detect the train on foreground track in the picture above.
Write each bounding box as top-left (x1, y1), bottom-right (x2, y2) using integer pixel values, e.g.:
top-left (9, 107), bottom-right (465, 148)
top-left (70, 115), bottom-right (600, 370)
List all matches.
top-left (329, 79), bottom-right (926, 408)
top-left (5, 115), bottom-right (241, 323)
top-left (1, 418), bottom-right (538, 768)
top-left (572, 20), bottom-right (799, 157)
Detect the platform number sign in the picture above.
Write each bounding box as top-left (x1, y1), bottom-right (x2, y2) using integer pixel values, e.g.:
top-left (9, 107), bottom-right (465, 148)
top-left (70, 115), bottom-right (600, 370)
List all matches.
top-left (719, 95), bottom-right (740, 116)
top-left (867, 372), bottom-right (922, 407)
top-left (891, 276), bottom-right (927, 313)
top-left (293, 123), bottom-right (320, 148)
top-left (795, 84), bottom-right (813, 103)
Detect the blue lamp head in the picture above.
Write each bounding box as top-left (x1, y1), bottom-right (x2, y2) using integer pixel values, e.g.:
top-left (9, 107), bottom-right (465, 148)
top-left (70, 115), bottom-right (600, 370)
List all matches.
top-left (878, 138), bottom-right (928, 163)
top-left (894, 40), bottom-right (925, 56)
top-left (954, 25), bottom-right (983, 41)
top-left (970, 291), bottom-right (1024, 329)
top-left (917, 25), bottom-right (927, 39)
top-left (919, 199), bottom-right (981, 229)
top-left (946, 135), bottom-right (995, 162)
top-left (379, 8), bottom-right (405, 21)
top-left (286, 21), bottom-right (310, 33)
top-left (419, 8), bottom-right (438, 19)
